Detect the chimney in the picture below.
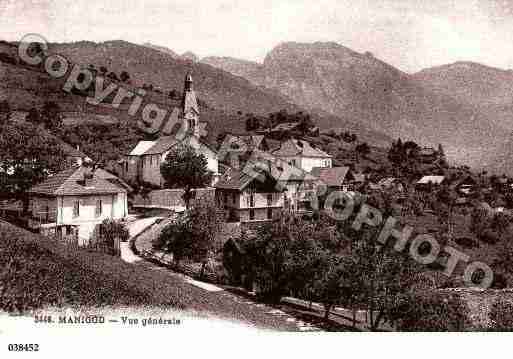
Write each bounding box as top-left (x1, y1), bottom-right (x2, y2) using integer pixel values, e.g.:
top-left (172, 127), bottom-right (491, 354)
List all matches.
top-left (82, 169), bottom-right (94, 187)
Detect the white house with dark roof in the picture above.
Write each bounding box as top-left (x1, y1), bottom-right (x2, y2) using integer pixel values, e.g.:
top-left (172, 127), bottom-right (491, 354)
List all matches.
top-left (122, 73), bottom-right (218, 187)
top-left (271, 138), bottom-right (332, 173)
top-left (215, 167), bottom-right (285, 223)
top-left (27, 166), bottom-right (128, 244)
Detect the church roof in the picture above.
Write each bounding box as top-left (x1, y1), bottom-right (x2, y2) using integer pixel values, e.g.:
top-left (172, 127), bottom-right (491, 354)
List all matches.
top-left (133, 135), bottom-right (217, 157)
top-left (129, 140), bottom-right (157, 156)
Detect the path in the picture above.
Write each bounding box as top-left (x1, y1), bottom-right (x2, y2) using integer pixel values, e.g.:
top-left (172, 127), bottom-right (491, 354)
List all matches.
top-left (122, 217), bottom-right (323, 331)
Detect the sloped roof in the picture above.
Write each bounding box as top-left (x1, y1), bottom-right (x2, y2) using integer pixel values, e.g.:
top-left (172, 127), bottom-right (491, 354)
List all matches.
top-left (29, 166), bottom-right (126, 196)
top-left (144, 136), bottom-right (179, 155)
top-left (214, 168), bottom-right (256, 190)
top-left (270, 160), bottom-right (318, 182)
top-left (377, 177), bottom-right (398, 187)
top-left (311, 167), bottom-right (349, 187)
top-left (132, 135), bottom-right (217, 156)
top-left (272, 139), bottom-right (332, 158)
top-left (129, 140), bottom-right (157, 155)
top-left (237, 135), bottom-right (265, 149)
top-left (417, 175), bottom-right (445, 185)
top-left (419, 147), bottom-right (437, 156)
top-left (94, 168), bottom-right (133, 193)
top-left (271, 122), bottom-right (300, 132)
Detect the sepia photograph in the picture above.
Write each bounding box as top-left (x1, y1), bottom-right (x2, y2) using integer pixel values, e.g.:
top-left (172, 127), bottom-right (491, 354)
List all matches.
top-left (1, 0), bottom-right (513, 356)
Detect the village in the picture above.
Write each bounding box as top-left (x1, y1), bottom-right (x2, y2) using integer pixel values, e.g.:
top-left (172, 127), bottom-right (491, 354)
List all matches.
top-left (3, 65), bottom-right (513, 332)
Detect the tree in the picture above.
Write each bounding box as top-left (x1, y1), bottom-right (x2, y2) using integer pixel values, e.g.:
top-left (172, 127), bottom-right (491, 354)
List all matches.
top-left (438, 143), bottom-right (448, 168)
top-left (98, 218), bottom-right (129, 242)
top-left (41, 101), bottom-right (62, 129)
top-left (389, 291), bottom-right (471, 331)
top-left (334, 203), bottom-right (419, 331)
top-left (119, 71), bottom-right (130, 83)
top-left (489, 299), bottom-right (513, 331)
top-left (245, 114), bottom-right (260, 132)
top-left (154, 199), bottom-right (223, 270)
top-left (26, 107), bottom-right (40, 124)
top-left (355, 142), bottom-right (371, 158)
top-left (107, 72), bottom-right (119, 81)
top-left (309, 254), bottom-right (358, 322)
top-left (0, 100), bottom-right (10, 114)
top-left (0, 122), bottom-right (68, 212)
top-left (160, 144), bottom-right (213, 209)
top-left (241, 216), bottom-right (294, 303)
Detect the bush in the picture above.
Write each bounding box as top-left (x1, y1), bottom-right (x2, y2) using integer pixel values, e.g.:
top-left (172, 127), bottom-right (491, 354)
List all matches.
top-left (98, 219), bottom-right (129, 243)
top-left (389, 292), bottom-right (472, 331)
top-left (489, 299), bottom-right (513, 331)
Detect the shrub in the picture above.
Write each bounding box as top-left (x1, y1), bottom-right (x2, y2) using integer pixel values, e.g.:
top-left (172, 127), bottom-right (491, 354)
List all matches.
top-left (97, 218), bottom-right (129, 245)
top-left (489, 299), bottom-right (513, 331)
top-left (389, 292), bottom-right (472, 331)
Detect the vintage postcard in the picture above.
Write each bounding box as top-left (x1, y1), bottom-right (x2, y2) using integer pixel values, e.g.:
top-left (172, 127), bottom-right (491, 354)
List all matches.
top-left (1, 0), bottom-right (513, 357)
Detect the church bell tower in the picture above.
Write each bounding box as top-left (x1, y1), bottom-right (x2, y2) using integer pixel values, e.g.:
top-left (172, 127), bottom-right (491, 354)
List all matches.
top-left (181, 72), bottom-right (200, 137)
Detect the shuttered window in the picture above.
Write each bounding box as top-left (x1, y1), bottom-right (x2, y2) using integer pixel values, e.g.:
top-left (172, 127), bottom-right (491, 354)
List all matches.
top-left (73, 200), bottom-right (80, 218)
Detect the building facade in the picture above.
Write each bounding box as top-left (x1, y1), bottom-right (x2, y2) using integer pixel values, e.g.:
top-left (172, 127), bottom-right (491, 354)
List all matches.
top-left (215, 168), bottom-right (285, 223)
top-left (28, 166), bottom-right (128, 244)
top-left (271, 138), bottom-right (332, 173)
top-left (122, 73), bottom-right (218, 187)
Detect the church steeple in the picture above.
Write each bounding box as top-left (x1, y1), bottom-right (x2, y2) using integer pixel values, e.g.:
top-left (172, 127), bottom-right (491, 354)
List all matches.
top-left (184, 72), bottom-right (193, 92)
top-left (181, 72), bottom-right (200, 137)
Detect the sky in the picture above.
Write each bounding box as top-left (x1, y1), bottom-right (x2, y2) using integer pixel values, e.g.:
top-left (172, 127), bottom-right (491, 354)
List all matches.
top-left (2, 0), bottom-right (513, 73)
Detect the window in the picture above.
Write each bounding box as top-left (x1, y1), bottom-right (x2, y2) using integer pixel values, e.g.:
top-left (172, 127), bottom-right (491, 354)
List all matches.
top-left (267, 208), bottom-right (272, 220)
top-left (267, 194), bottom-right (273, 206)
top-left (249, 193), bottom-right (254, 207)
top-left (95, 199), bottom-right (102, 217)
top-left (249, 209), bottom-right (255, 220)
top-left (232, 194), bottom-right (236, 204)
top-left (73, 200), bottom-right (80, 218)
top-left (149, 156), bottom-right (152, 166)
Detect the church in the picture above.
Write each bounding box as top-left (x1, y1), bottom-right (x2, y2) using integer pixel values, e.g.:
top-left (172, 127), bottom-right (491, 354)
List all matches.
top-left (121, 73), bottom-right (219, 187)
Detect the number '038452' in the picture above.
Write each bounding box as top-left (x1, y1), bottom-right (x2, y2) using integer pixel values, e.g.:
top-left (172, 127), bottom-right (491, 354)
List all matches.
top-left (8, 344), bottom-right (39, 352)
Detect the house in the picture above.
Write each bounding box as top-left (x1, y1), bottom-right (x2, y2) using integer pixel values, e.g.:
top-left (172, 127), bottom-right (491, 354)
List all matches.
top-left (346, 172), bottom-right (366, 192)
top-left (270, 122), bottom-right (301, 133)
top-left (215, 167), bottom-right (285, 224)
top-left (218, 134), bottom-right (269, 169)
top-left (418, 147), bottom-right (439, 163)
top-left (311, 166), bottom-right (351, 191)
top-left (272, 161), bottom-right (319, 213)
top-left (271, 138), bottom-right (332, 173)
top-left (376, 177), bottom-right (405, 192)
top-left (416, 175), bottom-right (445, 191)
top-left (451, 176), bottom-right (477, 196)
top-left (127, 135), bottom-right (218, 187)
top-left (121, 73), bottom-right (219, 187)
top-left (27, 166), bottom-right (128, 244)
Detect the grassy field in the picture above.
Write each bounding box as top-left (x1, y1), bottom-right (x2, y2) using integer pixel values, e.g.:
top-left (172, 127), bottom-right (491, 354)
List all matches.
top-left (0, 220), bottom-right (186, 312)
top-left (0, 220), bottom-right (303, 330)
